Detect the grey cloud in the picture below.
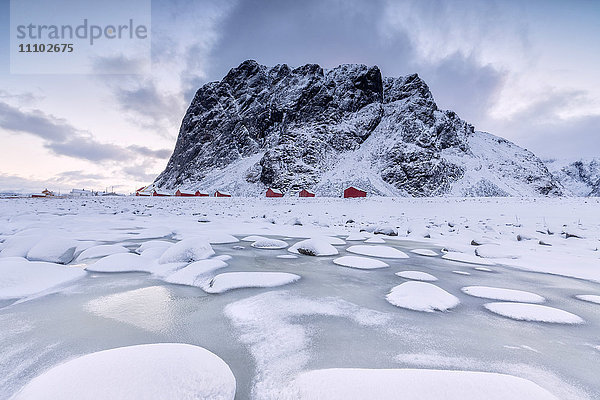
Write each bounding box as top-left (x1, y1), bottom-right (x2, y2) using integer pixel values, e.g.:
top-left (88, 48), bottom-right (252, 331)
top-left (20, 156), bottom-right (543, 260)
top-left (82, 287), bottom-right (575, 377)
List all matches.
top-left (45, 136), bottom-right (131, 162)
top-left (0, 101), bottom-right (73, 142)
top-left (121, 160), bottom-right (162, 181)
top-left (127, 145), bottom-right (172, 159)
top-left (92, 54), bottom-right (149, 75)
top-left (416, 53), bottom-right (507, 126)
top-left (482, 89), bottom-right (600, 159)
top-left (0, 100), bottom-right (172, 163)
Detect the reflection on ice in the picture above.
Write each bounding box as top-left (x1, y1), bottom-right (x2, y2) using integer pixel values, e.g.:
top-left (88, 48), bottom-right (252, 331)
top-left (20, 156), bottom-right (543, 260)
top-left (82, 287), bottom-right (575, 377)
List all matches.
top-left (84, 286), bottom-right (177, 333)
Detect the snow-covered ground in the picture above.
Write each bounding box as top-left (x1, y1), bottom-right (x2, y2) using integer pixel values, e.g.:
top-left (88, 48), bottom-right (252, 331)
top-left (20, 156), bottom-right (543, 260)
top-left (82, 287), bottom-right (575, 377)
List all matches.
top-left (0, 196), bottom-right (599, 399)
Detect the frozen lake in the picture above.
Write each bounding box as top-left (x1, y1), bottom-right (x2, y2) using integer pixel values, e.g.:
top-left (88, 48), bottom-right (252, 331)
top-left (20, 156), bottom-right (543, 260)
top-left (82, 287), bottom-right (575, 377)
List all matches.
top-left (1, 197), bottom-right (600, 398)
top-left (1, 235), bottom-right (599, 399)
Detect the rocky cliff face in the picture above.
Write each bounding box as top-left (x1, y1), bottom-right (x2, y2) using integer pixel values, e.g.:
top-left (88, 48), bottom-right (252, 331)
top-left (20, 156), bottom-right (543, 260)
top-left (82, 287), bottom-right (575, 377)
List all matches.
top-left (155, 60), bottom-right (563, 197)
top-left (545, 158), bottom-right (600, 197)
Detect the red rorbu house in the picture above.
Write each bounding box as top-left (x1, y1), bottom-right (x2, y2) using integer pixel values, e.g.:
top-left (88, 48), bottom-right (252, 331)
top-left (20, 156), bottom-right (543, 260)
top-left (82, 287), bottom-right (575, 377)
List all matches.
top-left (152, 190), bottom-right (172, 197)
top-left (214, 190), bottom-right (231, 197)
top-left (175, 189), bottom-right (196, 197)
top-left (195, 191), bottom-right (209, 197)
top-left (266, 188), bottom-right (283, 197)
top-left (343, 186), bottom-right (367, 198)
top-left (298, 189), bottom-right (315, 197)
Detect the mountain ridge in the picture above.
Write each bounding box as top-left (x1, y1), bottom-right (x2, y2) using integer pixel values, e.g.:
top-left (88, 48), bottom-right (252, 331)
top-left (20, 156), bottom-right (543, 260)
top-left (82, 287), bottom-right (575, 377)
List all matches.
top-left (154, 60), bottom-right (563, 197)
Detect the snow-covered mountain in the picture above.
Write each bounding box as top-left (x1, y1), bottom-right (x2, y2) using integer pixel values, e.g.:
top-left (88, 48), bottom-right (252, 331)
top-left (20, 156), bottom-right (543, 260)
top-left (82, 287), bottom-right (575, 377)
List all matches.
top-left (155, 60), bottom-right (563, 197)
top-left (545, 158), bottom-right (600, 197)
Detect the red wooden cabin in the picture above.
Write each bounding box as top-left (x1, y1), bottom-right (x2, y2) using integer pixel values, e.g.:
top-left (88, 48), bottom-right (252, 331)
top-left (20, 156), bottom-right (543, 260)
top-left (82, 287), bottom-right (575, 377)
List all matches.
top-left (195, 191), bottom-right (209, 197)
top-left (214, 190), bottom-right (231, 197)
top-left (152, 190), bottom-right (171, 197)
top-left (343, 186), bottom-right (366, 198)
top-left (175, 189), bottom-right (196, 197)
top-left (266, 188), bottom-right (283, 197)
top-left (298, 189), bottom-right (315, 197)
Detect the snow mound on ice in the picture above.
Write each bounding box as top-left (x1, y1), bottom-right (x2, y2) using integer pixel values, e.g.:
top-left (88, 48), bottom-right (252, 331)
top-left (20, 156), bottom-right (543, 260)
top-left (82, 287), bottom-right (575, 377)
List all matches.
top-left (333, 256), bottom-right (389, 270)
top-left (347, 245), bottom-right (409, 259)
top-left (453, 270), bottom-right (471, 275)
top-left (386, 281), bottom-right (459, 312)
top-left (0, 235), bottom-right (44, 258)
top-left (462, 286), bottom-right (545, 303)
top-left (346, 233), bottom-right (368, 241)
top-left (158, 238), bottom-right (214, 264)
top-left (285, 368), bottom-right (559, 400)
top-left (200, 233), bottom-right (239, 244)
top-left (140, 246), bottom-right (170, 259)
top-left (135, 240), bottom-right (172, 254)
top-left (0, 257), bottom-right (86, 299)
top-left (442, 252), bottom-right (495, 265)
top-left (288, 239), bottom-right (338, 256)
top-left (86, 253), bottom-right (151, 273)
top-left (241, 235), bottom-right (267, 242)
top-left (575, 295), bottom-right (600, 304)
top-left (365, 236), bottom-right (385, 244)
top-left (474, 267), bottom-right (494, 272)
top-left (77, 244), bottom-right (129, 260)
top-left (396, 271), bottom-right (438, 282)
top-left (164, 259), bottom-right (228, 286)
top-left (26, 237), bottom-right (78, 264)
top-left (411, 248), bottom-right (438, 257)
top-left (320, 236), bottom-right (346, 245)
top-left (11, 343), bottom-right (236, 400)
top-left (203, 272), bottom-right (300, 293)
top-left (484, 302), bottom-right (584, 324)
top-left (251, 238), bottom-right (288, 250)
top-left (475, 244), bottom-right (522, 259)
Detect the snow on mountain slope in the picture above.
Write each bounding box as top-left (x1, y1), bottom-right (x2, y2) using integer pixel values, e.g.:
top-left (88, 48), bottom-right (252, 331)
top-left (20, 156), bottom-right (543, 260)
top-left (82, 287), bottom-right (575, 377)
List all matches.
top-left (154, 60), bottom-right (563, 197)
top-left (544, 158), bottom-right (600, 197)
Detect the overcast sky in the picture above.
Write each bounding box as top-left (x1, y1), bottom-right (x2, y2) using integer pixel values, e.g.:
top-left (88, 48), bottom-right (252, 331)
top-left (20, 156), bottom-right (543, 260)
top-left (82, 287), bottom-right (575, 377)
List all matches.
top-left (1, 0), bottom-right (599, 193)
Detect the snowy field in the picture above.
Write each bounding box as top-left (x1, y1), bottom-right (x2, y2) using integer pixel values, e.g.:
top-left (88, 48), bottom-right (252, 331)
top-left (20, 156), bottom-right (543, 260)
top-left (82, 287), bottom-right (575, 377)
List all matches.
top-left (1, 196), bottom-right (599, 399)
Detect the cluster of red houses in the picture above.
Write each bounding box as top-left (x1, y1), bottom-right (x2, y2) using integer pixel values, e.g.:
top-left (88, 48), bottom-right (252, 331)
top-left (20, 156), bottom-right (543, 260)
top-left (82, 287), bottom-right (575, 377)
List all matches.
top-left (135, 186), bottom-right (367, 198)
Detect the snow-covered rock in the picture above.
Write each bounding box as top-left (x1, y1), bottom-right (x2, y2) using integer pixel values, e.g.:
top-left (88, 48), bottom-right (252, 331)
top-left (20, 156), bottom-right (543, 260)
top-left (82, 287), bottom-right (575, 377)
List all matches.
top-left (386, 281), bottom-right (459, 312)
top-left (333, 256), bottom-right (389, 270)
top-left (284, 368), bottom-right (559, 400)
top-left (575, 294), bottom-right (600, 304)
top-left (0, 257), bottom-right (86, 299)
top-left (86, 253), bottom-right (152, 273)
top-left (135, 240), bottom-right (173, 254)
top-left (11, 343), bottom-right (236, 400)
top-left (410, 248), bottom-right (438, 256)
top-left (203, 272), bottom-right (300, 293)
top-left (251, 238), bottom-right (288, 249)
top-left (158, 238), bottom-right (214, 264)
top-left (484, 303), bottom-right (584, 324)
top-left (288, 239), bottom-right (338, 256)
top-left (26, 237), bottom-right (78, 264)
top-left (347, 245), bottom-right (409, 259)
top-left (461, 286), bottom-right (545, 303)
top-left (346, 232), bottom-right (369, 241)
top-left (395, 271), bottom-right (438, 282)
top-left (365, 236), bottom-right (386, 243)
top-left (442, 251), bottom-right (495, 265)
top-left (164, 259), bottom-right (228, 286)
top-left (0, 235), bottom-right (44, 258)
top-left (241, 235), bottom-right (268, 242)
top-left (76, 244), bottom-right (129, 260)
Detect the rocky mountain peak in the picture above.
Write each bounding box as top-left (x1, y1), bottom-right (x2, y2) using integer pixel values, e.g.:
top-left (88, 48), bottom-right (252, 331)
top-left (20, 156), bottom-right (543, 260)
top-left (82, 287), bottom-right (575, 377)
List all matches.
top-left (155, 60), bottom-right (563, 197)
